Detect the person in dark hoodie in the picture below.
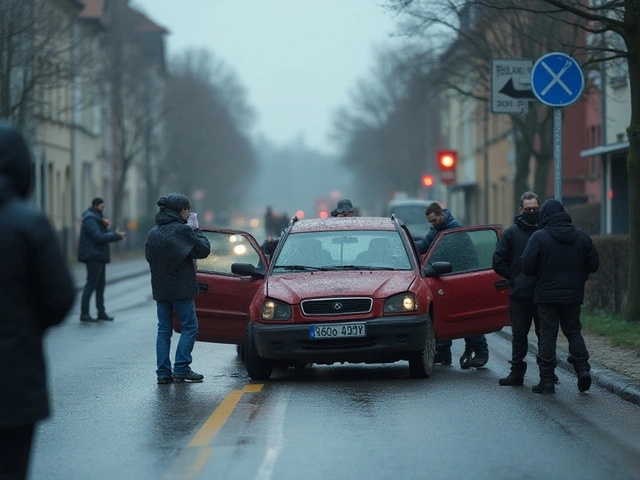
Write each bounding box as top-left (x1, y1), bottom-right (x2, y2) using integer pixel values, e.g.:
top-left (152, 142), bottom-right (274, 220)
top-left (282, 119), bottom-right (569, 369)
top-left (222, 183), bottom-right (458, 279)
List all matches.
top-left (493, 191), bottom-right (542, 386)
top-left (145, 194), bottom-right (211, 384)
top-left (0, 121), bottom-right (75, 479)
top-left (521, 199), bottom-right (599, 394)
top-left (415, 202), bottom-right (490, 369)
top-left (77, 197), bottom-right (126, 322)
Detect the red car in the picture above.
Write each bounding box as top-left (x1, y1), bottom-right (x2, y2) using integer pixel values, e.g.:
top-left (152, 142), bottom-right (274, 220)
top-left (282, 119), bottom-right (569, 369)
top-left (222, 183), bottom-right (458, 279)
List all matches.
top-left (180, 216), bottom-right (509, 380)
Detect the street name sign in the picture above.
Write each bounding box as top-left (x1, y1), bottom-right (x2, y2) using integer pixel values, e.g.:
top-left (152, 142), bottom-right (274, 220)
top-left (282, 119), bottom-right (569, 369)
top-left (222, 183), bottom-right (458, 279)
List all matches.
top-left (531, 52), bottom-right (584, 107)
top-left (491, 58), bottom-right (534, 114)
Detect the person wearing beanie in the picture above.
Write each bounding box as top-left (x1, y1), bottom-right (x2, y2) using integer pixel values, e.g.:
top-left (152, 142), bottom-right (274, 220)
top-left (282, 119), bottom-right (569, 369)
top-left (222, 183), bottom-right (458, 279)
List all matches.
top-left (144, 193), bottom-right (211, 384)
top-left (77, 197), bottom-right (126, 322)
top-left (330, 198), bottom-right (355, 217)
top-left (0, 121), bottom-right (75, 479)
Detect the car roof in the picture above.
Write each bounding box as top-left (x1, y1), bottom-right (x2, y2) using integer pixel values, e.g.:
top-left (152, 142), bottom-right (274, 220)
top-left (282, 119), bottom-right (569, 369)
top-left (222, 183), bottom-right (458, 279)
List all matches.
top-left (290, 216), bottom-right (398, 233)
top-left (388, 199), bottom-right (436, 208)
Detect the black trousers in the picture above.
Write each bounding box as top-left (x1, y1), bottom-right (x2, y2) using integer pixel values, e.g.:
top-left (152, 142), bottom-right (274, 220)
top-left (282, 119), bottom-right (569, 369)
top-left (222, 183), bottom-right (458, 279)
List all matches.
top-left (0, 424), bottom-right (35, 480)
top-left (81, 260), bottom-right (106, 315)
top-left (537, 303), bottom-right (590, 381)
top-left (508, 298), bottom-right (540, 366)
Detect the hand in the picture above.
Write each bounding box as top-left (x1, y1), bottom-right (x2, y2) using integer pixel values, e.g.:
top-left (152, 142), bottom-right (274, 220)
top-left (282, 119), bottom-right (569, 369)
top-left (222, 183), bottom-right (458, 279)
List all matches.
top-left (115, 228), bottom-right (126, 238)
top-left (103, 218), bottom-right (111, 227)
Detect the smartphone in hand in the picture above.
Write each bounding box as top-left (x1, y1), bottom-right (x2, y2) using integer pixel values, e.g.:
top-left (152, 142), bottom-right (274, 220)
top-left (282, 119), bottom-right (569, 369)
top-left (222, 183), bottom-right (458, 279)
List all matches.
top-left (187, 212), bottom-right (199, 230)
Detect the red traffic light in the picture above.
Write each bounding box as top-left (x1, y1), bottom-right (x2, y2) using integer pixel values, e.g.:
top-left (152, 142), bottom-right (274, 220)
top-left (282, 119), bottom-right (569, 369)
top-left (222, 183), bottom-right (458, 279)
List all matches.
top-left (421, 174), bottom-right (434, 187)
top-left (437, 150), bottom-right (457, 184)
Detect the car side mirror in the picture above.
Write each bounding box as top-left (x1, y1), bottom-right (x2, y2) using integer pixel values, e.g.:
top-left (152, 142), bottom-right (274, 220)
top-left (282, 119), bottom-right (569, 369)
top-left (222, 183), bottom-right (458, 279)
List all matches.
top-left (231, 263), bottom-right (265, 279)
top-left (423, 261), bottom-right (453, 277)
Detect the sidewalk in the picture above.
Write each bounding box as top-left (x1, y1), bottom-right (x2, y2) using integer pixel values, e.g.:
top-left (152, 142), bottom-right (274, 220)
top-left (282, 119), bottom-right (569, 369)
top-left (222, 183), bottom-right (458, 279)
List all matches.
top-left (70, 257), bottom-right (149, 291)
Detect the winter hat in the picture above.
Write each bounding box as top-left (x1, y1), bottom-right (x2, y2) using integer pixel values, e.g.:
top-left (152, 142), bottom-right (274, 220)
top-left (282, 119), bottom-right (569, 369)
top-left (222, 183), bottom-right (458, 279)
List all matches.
top-left (336, 199), bottom-right (354, 214)
top-left (157, 193), bottom-right (191, 213)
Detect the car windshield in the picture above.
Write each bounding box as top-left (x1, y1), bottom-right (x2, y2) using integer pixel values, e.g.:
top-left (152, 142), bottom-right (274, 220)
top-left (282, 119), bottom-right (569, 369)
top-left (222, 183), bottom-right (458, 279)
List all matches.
top-left (273, 230), bottom-right (412, 271)
top-left (390, 205), bottom-right (427, 225)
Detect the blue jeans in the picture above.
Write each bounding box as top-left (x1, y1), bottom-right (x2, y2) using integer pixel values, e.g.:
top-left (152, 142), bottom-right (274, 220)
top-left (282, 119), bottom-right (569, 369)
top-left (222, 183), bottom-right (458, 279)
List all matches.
top-left (156, 299), bottom-right (199, 377)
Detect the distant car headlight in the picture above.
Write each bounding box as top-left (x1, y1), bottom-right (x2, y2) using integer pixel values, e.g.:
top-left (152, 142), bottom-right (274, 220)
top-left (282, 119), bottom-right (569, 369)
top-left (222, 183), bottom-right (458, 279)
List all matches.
top-left (261, 298), bottom-right (292, 321)
top-left (383, 293), bottom-right (418, 314)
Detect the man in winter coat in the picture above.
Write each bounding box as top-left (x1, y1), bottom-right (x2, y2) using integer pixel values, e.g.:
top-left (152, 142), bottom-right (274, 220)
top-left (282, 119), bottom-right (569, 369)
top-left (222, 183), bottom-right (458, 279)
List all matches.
top-left (415, 202), bottom-right (489, 369)
top-left (493, 191), bottom-right (541, 386)
top-left (521, 199), bottom-right (599, 394)
top-left (145, 194), bottom-right (211, 384)
top-left (0, 121), bottom-right (75, 479)
top-left (77, 197), bottom-right (126, 322)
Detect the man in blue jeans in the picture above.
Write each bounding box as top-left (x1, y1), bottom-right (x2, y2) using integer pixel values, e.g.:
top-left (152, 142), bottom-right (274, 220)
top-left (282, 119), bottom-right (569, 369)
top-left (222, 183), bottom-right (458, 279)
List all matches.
top-left (415, 202), bottom-right (489, 368)
top-left (145, 193), bottom-right (211, 384)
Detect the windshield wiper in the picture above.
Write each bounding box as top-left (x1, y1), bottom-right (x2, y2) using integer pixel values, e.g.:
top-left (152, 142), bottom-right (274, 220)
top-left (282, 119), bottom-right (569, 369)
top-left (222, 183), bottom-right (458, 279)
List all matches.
top-left (274, 265), bottom-right (328, 271)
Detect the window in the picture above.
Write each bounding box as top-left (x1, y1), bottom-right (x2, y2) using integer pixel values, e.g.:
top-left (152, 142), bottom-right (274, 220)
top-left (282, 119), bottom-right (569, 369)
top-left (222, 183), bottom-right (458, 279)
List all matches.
top-left (427, 229), bottom-right (499, 274)
top-left (197, 231), bottom-right (261, 274)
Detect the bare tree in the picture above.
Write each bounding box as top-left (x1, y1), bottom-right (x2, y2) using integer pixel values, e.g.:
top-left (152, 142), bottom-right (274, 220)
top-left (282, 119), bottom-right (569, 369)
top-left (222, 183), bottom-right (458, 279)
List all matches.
top-left (163, 49), bottom-right (258, 221)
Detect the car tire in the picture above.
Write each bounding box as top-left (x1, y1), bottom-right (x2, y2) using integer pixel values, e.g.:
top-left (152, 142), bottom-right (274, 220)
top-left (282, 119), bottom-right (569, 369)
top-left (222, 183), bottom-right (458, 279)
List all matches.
top-left (245, 323), bottom-right (272, 380)
top-left (408, 315), bottom-right (435, 378)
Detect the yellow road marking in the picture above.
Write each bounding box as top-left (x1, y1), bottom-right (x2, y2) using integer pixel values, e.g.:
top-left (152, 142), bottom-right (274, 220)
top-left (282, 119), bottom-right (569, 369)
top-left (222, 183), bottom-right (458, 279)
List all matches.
top-left (163, 384), bottom-right (264, 480)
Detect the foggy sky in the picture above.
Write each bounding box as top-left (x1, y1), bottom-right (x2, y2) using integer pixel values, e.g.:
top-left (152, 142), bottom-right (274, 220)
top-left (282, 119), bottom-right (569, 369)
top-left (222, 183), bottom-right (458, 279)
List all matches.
top-left (132, 0), bottom-right (401, 155)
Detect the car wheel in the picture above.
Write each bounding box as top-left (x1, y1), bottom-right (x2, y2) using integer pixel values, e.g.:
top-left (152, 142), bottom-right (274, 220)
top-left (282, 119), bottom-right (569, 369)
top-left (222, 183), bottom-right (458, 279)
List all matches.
top-left (408, 315), bottom-right (435, 378)
top-left (245, 323), bottom-right (272, 380)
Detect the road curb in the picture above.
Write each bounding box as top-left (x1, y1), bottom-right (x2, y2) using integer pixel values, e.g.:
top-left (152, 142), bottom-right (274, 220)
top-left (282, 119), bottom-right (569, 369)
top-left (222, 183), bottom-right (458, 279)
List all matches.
top-left (495, 329), bottom-right (640, 407)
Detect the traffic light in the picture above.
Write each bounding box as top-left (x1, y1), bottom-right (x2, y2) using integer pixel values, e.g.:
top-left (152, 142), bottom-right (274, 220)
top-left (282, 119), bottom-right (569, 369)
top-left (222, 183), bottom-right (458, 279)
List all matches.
top-left (421, 174), bottom-right (434, 187)
top-left (437, 150), bottom-right (457, 184)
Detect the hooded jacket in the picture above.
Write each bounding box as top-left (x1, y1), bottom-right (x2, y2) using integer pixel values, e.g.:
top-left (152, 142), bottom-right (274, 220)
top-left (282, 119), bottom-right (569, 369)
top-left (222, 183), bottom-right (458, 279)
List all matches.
top-left (77, 206), bottom-right (122, 263)
top-left (492, 213), bottom-right (538, 299)
top-left (0, 122), bottom-right (75, 427)
top-left (520, 199), bottom-right (599, 304)
top-left (415, 209), bottom-right (462, 255)
top-left (144, 208), bottom-right (211, 302)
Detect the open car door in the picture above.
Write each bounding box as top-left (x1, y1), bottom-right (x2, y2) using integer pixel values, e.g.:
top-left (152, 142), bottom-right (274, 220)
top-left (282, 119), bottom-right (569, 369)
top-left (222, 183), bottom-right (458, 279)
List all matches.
top-left (174, 228), bottom-right (268, 345)
top-left (422, 225), bottom-right (509, 341)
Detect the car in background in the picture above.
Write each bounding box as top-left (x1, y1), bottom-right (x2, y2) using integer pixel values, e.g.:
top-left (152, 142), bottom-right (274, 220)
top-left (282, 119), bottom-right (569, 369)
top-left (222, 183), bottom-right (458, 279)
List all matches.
top-left (179, 216), bottom-right (509, 380)
top-left (386, 198), bottom-right (436, 240)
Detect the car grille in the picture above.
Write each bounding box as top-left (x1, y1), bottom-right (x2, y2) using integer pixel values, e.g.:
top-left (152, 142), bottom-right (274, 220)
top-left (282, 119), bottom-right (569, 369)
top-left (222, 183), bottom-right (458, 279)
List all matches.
top-left (301, 297), bottom-right (373, 316)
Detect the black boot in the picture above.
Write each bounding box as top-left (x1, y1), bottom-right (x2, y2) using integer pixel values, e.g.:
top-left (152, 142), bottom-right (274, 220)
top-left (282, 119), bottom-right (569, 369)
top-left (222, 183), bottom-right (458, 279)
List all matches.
top-left (499, 362), bottom-right (526, 386)
top-left (459, 348), bottom-right (474, 369)
top-left (532, 380), bottom-right (555, 394)
top-left (571, 359), bottom-right (592, 392)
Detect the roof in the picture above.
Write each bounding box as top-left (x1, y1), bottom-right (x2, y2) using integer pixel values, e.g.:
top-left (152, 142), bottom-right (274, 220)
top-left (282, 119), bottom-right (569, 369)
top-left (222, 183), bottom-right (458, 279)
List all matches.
top-left (387, 198), bottom-right (437, 208)
top-left (129, 7), bottom-right (168, 34)
top-left (78, 0), bottom-right (104, 19)
top-left (291, 217), bottom-right (397, 233)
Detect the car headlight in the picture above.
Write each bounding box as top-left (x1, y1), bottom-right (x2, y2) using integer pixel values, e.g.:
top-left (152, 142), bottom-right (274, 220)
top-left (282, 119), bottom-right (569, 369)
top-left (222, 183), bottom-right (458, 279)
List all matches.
top-left (261, 298), bottom-right (292, 321)
top-left (383, 293), bottom-right (418, 314)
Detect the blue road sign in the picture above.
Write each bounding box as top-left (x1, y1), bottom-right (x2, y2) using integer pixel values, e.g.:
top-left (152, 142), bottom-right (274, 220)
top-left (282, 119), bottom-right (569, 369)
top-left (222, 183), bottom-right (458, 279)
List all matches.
top-left (531, 52), bottom-right (584, 107)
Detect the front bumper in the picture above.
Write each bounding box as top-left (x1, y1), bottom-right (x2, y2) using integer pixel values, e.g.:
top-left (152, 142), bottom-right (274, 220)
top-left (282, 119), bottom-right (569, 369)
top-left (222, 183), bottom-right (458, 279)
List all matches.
top-left (252, 314), bottom-right (429, 364)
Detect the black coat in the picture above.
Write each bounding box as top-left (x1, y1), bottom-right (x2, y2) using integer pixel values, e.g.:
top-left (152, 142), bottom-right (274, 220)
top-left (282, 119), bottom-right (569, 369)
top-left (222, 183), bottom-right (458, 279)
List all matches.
top-left (0, 122), bottom-right (75, 427)
top-left (144, 209), bottom-right (211, 302)
top-left (415, 209), bottom-right (462, 255)
top-left (77, 207), bottom-right (122, 263)
top-left (520, 199), bottom-right (599, 304)
top-left (492, 214), bottom-right (537, 299)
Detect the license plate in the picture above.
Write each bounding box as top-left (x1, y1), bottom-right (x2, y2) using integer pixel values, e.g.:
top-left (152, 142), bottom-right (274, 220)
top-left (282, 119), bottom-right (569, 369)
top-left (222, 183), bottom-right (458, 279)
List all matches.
top-left (309, 323), bottom-right (366, 339)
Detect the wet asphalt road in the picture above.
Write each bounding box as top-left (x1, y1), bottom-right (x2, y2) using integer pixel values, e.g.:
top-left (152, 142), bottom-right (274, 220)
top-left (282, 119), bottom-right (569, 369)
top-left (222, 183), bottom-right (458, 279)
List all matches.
top-left (29, 273), bottom-right (640, 480)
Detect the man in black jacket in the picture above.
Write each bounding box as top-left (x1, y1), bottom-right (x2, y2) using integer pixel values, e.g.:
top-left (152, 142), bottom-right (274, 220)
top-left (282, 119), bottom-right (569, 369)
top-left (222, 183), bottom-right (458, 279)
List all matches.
top-left (145, 194), bottom-right (211, 384)
top-left (493, 191), bottom-right (541, 386)
top-left (0, 122), bottom-right (76, 479)
top-left (521, 199), bottom-right (599, 394)
top-left (77, 197), bottom-right (126, 322)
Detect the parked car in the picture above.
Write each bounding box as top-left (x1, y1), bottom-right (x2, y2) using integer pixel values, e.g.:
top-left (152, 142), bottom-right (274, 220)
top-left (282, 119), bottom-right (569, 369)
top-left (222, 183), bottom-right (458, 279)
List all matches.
top-left (177, 216), bottom-right (509, 380)
top-left (386, 198), bottom-right (437, 240)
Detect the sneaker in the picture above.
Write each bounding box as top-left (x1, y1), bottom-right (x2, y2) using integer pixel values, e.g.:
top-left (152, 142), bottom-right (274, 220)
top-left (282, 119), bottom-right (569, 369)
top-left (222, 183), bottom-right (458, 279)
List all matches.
top-left (465, 354), bottom-right (489, 369)
top-left (157, 376), bottom-right (173, 384)
top-left (80, 313), bottom-right (98, 322)
top-left (97, 312), bottom-right (114, 321)
top-left (578, 371), bottom-right (592, 392)
top-left (173, 370), bottom-right (204, 383)
top-left (434, 352), bottom-right (452, 365)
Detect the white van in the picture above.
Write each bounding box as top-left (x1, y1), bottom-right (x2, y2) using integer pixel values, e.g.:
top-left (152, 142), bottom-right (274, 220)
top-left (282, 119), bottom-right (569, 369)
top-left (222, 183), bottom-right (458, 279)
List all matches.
top-left (387, 198), bottom-right (437, 240)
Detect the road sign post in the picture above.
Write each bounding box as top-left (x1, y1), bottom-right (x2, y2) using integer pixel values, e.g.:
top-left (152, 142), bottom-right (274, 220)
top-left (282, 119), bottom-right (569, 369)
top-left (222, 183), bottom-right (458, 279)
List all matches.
top-left (531, 52), bottom-right (584, 204)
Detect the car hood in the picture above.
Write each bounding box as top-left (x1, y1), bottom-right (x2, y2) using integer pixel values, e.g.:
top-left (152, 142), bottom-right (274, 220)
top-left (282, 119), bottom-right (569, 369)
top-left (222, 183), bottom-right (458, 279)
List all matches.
top-left (267, 270), bottom-right (417, 304)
